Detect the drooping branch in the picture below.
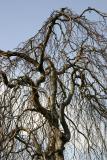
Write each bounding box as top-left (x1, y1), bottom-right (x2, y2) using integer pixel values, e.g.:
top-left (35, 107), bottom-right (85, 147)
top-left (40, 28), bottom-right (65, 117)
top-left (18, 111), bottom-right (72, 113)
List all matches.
top-left (0, 70), bottom-right (15, 88)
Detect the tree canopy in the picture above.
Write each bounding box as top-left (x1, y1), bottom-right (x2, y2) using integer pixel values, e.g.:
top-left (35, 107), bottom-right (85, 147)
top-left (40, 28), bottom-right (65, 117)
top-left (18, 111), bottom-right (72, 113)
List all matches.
top-left (0, 7), bottom-right (107, 160)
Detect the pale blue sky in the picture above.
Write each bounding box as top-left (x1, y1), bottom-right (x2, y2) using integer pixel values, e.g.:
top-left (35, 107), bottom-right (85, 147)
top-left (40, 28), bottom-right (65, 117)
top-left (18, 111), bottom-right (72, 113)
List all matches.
top-left (0, 0), bottom-right (107, 50)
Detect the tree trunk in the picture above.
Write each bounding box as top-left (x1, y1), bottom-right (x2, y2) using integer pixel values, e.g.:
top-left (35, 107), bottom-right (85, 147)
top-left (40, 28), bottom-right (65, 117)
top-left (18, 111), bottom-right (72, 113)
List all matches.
top-left (46, 127), bottom-right (65, 160)
top-left (54, 128), bottom-right (64, 160)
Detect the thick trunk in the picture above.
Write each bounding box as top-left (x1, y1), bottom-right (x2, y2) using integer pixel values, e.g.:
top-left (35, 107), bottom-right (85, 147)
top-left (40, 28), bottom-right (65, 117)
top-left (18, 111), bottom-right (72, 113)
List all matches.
top-left (45, 127), bottom-right (65, 160)
top-left (54, 128), bottom-right (64, 160)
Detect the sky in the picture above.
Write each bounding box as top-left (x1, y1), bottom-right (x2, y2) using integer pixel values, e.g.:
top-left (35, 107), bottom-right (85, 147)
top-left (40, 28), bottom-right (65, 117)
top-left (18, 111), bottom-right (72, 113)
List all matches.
top-left (0, 0), bottom-right (107, 51)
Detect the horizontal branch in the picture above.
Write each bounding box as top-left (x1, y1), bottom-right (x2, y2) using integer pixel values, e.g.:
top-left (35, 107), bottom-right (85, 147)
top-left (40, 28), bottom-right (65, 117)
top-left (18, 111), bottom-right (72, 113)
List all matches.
top-left (0, 50), bottom-right (39, 67)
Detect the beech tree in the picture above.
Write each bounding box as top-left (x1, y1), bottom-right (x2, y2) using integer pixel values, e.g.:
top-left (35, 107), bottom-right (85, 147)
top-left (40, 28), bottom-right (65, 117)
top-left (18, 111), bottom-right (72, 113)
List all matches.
top-left (0, 8), bottom-right (107, 160)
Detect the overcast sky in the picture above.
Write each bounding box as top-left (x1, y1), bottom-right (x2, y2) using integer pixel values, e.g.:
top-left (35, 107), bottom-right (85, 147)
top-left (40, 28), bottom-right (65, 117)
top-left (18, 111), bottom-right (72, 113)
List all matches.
top-left (0, 0), bottom-right (107, 50)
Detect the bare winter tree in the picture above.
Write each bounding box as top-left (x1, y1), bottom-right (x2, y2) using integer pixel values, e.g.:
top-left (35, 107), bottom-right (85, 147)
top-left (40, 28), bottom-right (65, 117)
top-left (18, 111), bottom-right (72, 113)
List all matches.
top-left (0, 8), bottom-right (107, 160)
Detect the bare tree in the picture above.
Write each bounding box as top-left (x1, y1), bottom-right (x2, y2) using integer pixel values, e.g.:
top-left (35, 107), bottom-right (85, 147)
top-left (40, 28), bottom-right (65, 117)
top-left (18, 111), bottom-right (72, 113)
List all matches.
top-left (0, 8), bottom-right (107, 160)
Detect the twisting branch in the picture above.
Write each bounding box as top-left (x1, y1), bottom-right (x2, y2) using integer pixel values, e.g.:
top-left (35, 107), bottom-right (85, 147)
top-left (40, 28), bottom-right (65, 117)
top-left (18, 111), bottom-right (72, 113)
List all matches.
top-left (60, 69), bottom-right (76, 142)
